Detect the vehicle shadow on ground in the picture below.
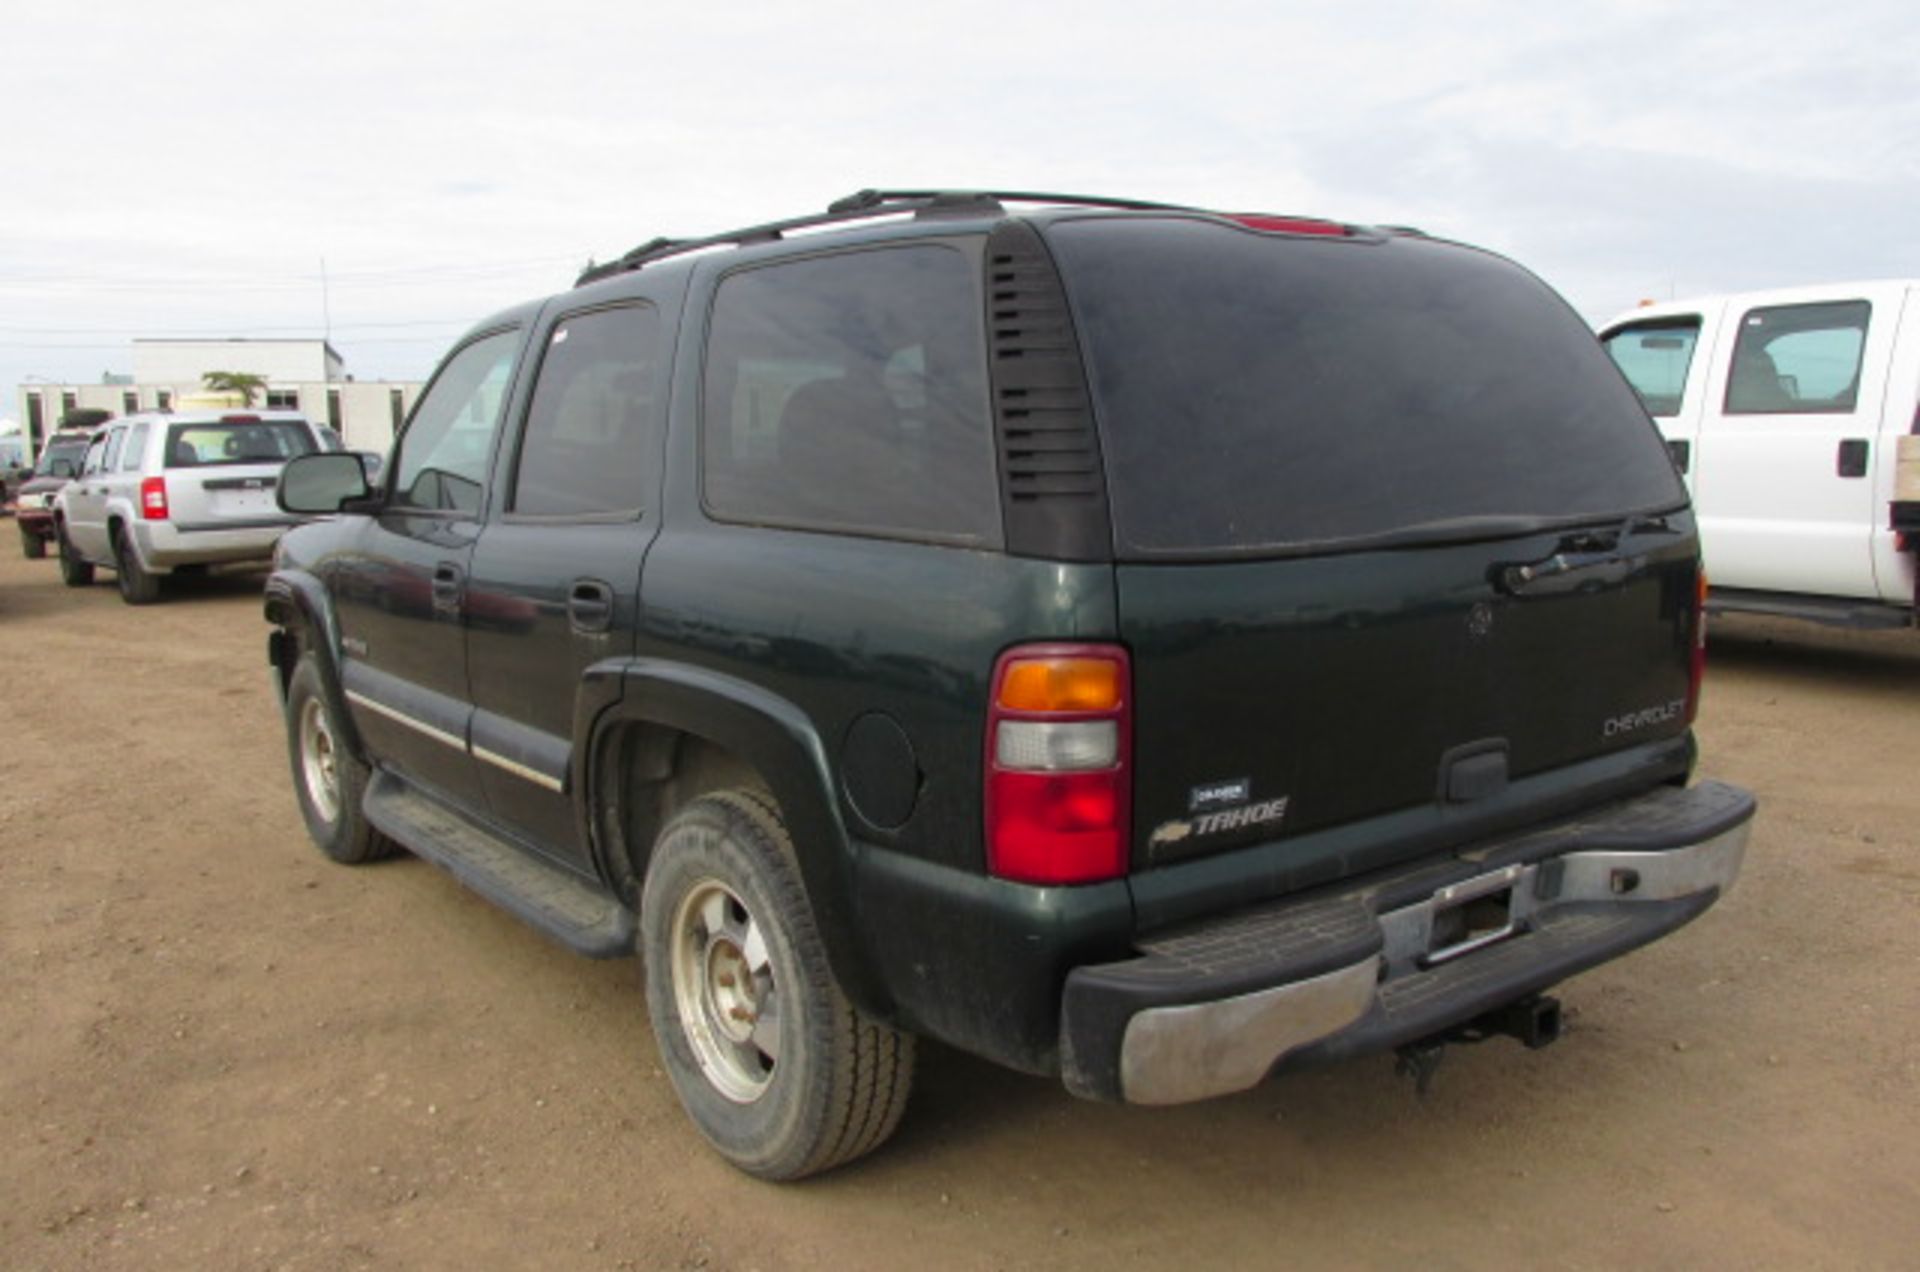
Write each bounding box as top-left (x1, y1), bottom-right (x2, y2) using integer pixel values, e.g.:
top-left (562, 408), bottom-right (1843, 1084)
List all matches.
top-left (1707, 617), bottom-right (1920, 695)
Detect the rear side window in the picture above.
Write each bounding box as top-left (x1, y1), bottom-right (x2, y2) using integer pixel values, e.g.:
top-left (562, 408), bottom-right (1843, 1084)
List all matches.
top-left (511, 305), bottom-right (663, 518)
top-left (118, 422), bottom-right (150, 472)
top-left (1047, 219), bottom-right (1686, 557)
top-left (1724, 301), bottom-right (1869, 415)
top-left (1603, 320), bottom-right (1700, 417)
top-left (701, 245), bottom-right (1000, 545)
top-left (165, 420), bottom-right (318, 468)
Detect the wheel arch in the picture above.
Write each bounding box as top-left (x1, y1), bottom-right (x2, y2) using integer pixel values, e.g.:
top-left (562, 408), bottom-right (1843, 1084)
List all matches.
top-left (584, 658), bottom-right (891, 1018)
top-left (264, 569), bottom-right (365, 760)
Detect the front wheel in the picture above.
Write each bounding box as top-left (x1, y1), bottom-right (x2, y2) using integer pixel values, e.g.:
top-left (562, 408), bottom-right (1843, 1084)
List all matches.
top-left (55, 523), bottom-right (93, 587)
top-left (284, 654), bottom-right (394, 864)
top-left (640, 791), bottom-right (915, 1180)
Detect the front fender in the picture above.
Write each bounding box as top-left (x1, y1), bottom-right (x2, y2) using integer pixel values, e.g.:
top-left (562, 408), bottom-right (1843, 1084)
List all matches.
top-left (584, 658), bottom-right (890, 1019)
top-left (264, 568), bottom-right (364, 760)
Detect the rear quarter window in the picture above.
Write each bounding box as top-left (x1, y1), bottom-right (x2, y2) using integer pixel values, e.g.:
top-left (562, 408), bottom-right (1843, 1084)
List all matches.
top-left (700, 244), bottom-right (1001, 546)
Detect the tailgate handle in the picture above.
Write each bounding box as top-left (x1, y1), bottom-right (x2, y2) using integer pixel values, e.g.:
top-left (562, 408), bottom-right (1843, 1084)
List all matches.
top-left (568, 579), bottom-right (613, 634)
top-left (1837, 438), bottom-right (1868, 478)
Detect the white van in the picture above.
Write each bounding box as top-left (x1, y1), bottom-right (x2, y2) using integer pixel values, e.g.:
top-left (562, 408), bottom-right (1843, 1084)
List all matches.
top-left (1600, 282), bottom-right (1920, 627)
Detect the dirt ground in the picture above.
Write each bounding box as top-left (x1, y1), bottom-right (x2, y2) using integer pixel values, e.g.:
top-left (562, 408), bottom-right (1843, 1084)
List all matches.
top-left (2, 545), bottom-right (1916, 1272)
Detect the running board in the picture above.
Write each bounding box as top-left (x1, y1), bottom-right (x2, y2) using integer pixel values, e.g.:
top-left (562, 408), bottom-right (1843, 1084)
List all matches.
top-left (363, 771), bottom-right (636, 958)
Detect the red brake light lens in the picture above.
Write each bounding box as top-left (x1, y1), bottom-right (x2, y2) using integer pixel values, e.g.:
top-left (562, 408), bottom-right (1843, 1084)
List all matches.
top-left (1226, 213), bottom-right (1350, 237)
top-left (985, 644), bottom-right (1131, 886)
top-left (139, 476), bottom-right (169, 521)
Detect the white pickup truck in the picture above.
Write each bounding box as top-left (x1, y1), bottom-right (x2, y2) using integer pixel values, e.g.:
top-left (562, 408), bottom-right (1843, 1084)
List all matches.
top-left (1601, 281), bottom-right (1920, 628)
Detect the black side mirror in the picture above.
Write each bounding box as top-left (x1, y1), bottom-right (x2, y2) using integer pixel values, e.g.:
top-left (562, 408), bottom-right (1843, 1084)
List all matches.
top-left (280, 452), bottom-right (372, 514)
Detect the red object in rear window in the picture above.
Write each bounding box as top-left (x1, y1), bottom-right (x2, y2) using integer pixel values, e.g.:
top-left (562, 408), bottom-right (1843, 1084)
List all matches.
top-left (1226, 214), bottom-right (1349, 237)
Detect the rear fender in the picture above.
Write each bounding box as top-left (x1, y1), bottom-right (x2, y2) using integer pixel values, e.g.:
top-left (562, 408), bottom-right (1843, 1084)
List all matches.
top-left (584, 658), bottom-right (889, 1017)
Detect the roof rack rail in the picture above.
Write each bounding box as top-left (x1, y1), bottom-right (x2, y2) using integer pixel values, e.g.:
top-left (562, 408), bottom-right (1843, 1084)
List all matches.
top-left (573, 188), bottom-right (1208, 288)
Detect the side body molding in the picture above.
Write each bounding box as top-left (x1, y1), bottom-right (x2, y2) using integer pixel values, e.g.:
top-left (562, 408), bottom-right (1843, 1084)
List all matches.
top-left (582, 657), bottom-right (890, 1017)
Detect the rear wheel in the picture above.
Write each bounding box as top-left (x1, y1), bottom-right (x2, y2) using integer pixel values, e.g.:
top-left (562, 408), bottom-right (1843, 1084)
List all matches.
top-left (284, 654), bottom-right (394, 864)
top-left (640, 790), bottom-right (915, 1180)
top-left (20, 526), bottom-right (45, 559)
top-left (55, 523), bottom-right (93, 587)
top-left (112, 528), bottom-right (161, 605)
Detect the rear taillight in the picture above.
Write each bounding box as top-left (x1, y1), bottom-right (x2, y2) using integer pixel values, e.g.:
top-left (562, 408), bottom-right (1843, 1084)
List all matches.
top-left (985, 644), bottom-right (1131, 885)
top-left (139, 476), bottom-right (169, 521)
top-left (1686, 568), bottom-right (1708, 724)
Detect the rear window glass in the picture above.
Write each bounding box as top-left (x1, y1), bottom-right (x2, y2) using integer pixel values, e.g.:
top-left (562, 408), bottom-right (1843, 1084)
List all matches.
top-left (701, 245), bottom-right (1000, 545)
top-left (1603, 320), bottom-right (1700, 417)
top-left (1047, 219), bottom-right (1686, 557)
top-left (165, 420), bottom-right (317, 468)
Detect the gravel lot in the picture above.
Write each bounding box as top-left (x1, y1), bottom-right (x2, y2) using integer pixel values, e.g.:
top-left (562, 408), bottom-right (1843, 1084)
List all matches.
top-left (3, 546), bottom-right (1916, 1270)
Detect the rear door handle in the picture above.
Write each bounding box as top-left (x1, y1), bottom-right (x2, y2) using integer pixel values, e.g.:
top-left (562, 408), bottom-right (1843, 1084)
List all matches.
top-left (431, 562), bottom-right (464, 615)
top-left (1666, 439), bottom-right (1691, 474)
top-left (568, 578), bottom-right (614, 634)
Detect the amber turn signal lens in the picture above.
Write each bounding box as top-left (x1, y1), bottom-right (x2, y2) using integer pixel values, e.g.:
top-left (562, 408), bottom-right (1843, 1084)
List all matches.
top-left (997, 657), bottom-right (1123, 713)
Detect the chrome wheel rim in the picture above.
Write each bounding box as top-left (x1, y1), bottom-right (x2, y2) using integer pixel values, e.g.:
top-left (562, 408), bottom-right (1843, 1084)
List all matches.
top-left (670, 879), bottom-right (779, 1103)
top-left (298, 697), bottom-right (341, 824)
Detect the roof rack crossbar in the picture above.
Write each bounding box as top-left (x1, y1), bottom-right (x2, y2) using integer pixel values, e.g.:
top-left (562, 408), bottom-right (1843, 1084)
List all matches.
top-left (573, 188), bottom-right (1210, 288)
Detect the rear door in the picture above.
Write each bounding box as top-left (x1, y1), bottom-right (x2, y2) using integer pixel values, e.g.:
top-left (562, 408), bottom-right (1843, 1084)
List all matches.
top-left (465, 298), bottom-right (673, 870)
top-left (1690, 287), bottom-right (1896, 599)
top-left (1044, 216), bottom-right (1696, 886)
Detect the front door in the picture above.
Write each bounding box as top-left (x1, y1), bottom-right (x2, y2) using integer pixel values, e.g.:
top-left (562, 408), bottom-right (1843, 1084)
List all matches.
top-left (1693, 291), bottom-right (1893, 599)
top-left (465, 301), bottom-right (670, 872)
top-left (62, 427), bottom-right (120, 558)
top-left (335, 327), bottom-right (525, 808)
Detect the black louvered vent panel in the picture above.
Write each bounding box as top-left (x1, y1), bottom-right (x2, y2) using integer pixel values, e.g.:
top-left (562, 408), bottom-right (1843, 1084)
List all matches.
top-left (984, 221), bottom-right (1112, 561)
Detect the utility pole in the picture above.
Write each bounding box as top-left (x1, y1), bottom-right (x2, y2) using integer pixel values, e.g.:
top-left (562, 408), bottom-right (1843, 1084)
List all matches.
top-left (321, 256), bottom-right (333, 346)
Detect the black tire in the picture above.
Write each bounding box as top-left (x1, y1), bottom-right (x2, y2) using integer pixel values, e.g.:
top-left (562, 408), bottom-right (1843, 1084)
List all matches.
top-left (55, 523), bottom-right (93, 587)
top-left (640, 790), bottom-right (915, 1180)
top-left (21, 526), bottom-right (46, 560)
top-left (284, 655), bottom-right (395, 864)
top-left (112, 528), bottom-right (162, 605)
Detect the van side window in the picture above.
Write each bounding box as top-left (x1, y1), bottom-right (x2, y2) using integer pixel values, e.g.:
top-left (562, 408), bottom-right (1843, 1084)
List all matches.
top-left (1603, 319), bottom-right (1700, 417)
top-left (1725, 301), bottom-right (1870, 415)
top-left (701, 245), bottom-right (1000, 545)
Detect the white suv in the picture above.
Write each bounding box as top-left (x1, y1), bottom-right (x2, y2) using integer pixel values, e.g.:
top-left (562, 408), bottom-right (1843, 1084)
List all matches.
top-left (54, 409), bottom-right (331, 604)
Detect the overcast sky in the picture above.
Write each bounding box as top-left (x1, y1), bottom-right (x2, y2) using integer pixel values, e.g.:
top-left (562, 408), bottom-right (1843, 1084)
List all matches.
top-left (5, 0), bottom-right (1918, 417)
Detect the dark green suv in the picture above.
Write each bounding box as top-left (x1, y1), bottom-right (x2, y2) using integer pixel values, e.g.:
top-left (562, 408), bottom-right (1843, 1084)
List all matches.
top-left (267, 189), bottom-right (1754, 1180)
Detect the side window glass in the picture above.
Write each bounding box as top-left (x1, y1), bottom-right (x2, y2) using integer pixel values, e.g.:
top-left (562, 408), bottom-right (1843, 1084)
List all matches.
top-left (101, 427), bottom-right (126, 472)
top-left (511, 306), bottom-right (663, 517)
top-left (81, 436), bottom-right (107, 476)
top-left (391, 330), bottom-right (519, 513)
top-left (1602, 320), bottom-right (1699, 417)
top-left (118, 423), bottom-right (150, 472)
top-left (1725, 301), bottom-right (1869, 415)
top-left (701, 245), bottom-right (1000, 544)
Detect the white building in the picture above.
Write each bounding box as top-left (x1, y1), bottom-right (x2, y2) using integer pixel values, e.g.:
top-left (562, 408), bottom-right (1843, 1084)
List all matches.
top-left (15, 337), bottom-right (419, 457)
